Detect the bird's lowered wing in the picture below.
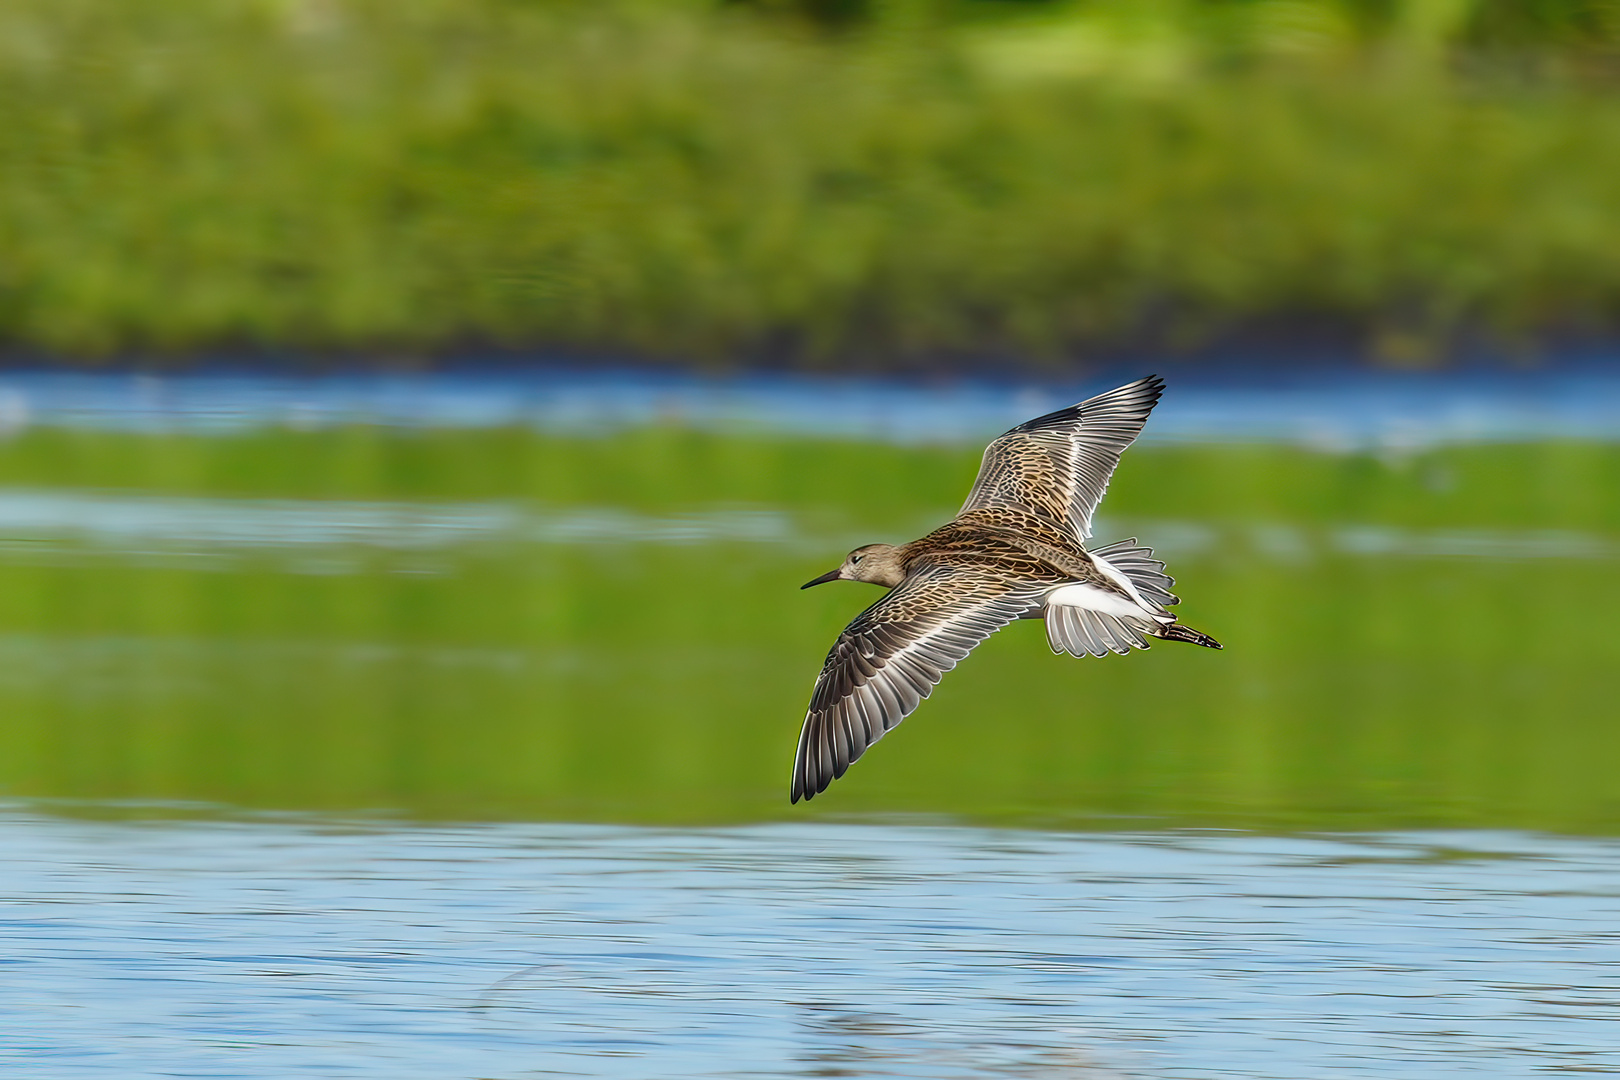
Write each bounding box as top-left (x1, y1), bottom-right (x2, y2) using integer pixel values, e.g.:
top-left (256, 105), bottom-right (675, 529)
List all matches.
top-left (792, 561), bottom-right (1054, 803)
top-left (959, 375), bottom-right (1164, 542)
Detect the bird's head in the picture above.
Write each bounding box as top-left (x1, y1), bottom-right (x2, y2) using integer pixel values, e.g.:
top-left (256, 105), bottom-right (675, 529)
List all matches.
top-left (800, 543), bottom-right (905, 589)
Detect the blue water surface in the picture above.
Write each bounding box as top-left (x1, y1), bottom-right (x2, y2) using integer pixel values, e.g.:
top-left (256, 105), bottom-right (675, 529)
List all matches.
top-left (0, 360), bottom-right (1616, 446)
top-left (3, 812), bottom-right (1619, 1080)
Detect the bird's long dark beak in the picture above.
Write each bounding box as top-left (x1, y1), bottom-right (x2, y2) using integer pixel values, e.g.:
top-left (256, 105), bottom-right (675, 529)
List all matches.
top-left (800, 569), bottom-right (841, 589)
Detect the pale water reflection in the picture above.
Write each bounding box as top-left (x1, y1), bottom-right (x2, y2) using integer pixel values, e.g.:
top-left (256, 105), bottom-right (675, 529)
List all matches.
top-left (0, 488), bottom-right (1610, 565)
top-left (4, 811), bottom-right (1619, 1079)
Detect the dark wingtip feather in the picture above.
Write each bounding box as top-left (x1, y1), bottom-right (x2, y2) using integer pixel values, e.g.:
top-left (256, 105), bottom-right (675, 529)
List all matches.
top-left (1009, 374), bottom-right (1165, 437)
top-left (1131, 374), bottom-right (1166, 411)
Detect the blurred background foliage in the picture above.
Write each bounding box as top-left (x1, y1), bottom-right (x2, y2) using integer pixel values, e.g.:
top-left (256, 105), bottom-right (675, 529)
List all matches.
top-left (3, 0), bottom-right (1620, 366)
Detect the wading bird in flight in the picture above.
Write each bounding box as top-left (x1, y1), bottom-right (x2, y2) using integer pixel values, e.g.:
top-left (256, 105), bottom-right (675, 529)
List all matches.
top-left (793, 375), bottom-right (1221, 803)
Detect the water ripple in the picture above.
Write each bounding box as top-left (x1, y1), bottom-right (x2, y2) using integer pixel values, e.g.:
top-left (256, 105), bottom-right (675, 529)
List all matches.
top-left (2, 814), bottom-right (1619, 1079)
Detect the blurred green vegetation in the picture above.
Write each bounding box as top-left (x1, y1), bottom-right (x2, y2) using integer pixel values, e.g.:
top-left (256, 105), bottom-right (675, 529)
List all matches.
top-left (3, 0), bottom-right (1620, 365)
top-left (1, 425), bottom-right (1618, 832)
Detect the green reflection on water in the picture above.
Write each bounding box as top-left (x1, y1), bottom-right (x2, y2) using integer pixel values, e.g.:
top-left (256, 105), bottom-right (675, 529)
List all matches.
top-left (0, 428), bottom-right (1616, 832)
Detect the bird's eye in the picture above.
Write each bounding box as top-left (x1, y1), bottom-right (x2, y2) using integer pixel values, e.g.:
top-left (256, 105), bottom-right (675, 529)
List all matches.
top-left (851, 554), bottom-right (864, 565)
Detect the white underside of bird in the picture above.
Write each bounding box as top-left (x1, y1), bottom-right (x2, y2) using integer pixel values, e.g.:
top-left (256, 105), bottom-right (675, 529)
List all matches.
top-left (1043, 554), bottom-right (1174, 625)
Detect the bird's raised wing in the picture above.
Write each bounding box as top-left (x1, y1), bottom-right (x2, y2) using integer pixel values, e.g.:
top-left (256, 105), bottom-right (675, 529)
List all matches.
top-left (959, 375), bottom-right (1164, 542)
top-left (792, 561), bottom-right (1054, 803)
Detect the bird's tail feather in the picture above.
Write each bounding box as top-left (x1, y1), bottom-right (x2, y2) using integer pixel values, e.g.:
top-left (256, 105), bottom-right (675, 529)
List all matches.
top-left (1045, 605), bottom-right (1155, 657)
top-left (1090, 538), bottom-right (1220, 648)
top-left (1088, 538), bottom-right (1178, 609)
top-left (1157, 622), bottom-right (1223, 649)
top-left (1047, 538), bottom-right (1222, 655)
